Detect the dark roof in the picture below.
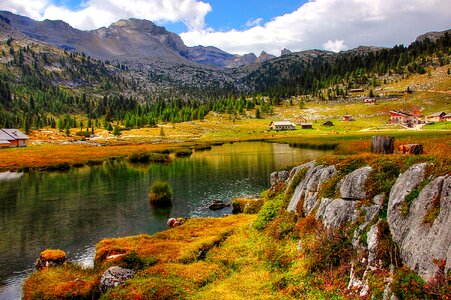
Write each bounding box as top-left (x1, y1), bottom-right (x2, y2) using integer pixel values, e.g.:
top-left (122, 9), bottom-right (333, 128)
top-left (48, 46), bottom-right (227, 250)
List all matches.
top-left (0, 129), bottom-right (29, 140)
top-left (389, 110), bottom-right (412, 117)
top-left (427, 112), bottom-right (446, 117)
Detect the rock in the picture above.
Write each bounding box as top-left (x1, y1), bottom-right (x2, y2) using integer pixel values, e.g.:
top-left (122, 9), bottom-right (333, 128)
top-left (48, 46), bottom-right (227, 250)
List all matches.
top-left (35, 249), bottom-right (67, 270)
top-left (287, 163), bottom-right (337, 215)
top-left (208, 200), bottom-right (230, 211)
top-left (367, 222), bottom-right (380, 265)
top-left (322, 120), bottom-right (334, 126)
top-left (352, 204), bottom-right (381, 248)
top-left (387, 163), bottom-right (426, 241)
top-left (167, 217), bottom-right (187, 228)
top-left (388, 163), bottom-right (451, 281)
top-left (398, 144), bottom-right (423, 155)
top-left (100, 266), bottom-right (135, 294)
top-left (270, 170), bottom-right (289, 187)
top-left (373, 192), bottom-right (385, 206)
top-left (316, 198), bottom-right (358, 229)
top-left (339, 166), bottom-right (372, 200)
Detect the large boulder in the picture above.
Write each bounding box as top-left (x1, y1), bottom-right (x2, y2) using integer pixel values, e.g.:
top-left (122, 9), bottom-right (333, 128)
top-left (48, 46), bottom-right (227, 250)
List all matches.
top-left (270, 170), bottom-right (290, 187)
top-left (388, 163), bottom-right (451, 281)
top-left (339, 166), bottom-right (373, 200)
top-left (315, 198), bottom-right (358, 229)
top-left (100, 266), bottom-right (135, 294)
top-left (387, 163), bottom-right (426, 241)
top-left (287, 164), bottom-right (337, 215)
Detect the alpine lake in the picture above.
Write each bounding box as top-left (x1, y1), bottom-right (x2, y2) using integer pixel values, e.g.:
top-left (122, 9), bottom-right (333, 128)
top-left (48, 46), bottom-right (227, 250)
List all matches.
top-left (0, 141), bottom-right (333, 299)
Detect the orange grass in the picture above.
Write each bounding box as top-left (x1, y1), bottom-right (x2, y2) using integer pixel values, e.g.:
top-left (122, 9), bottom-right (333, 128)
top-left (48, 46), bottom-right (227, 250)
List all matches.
top-left (95, 215), bottom-right (256, 267)
top-left (23, 264), bottom-right (100, 300)
top-left (40, 249), bottom-right (66, 261)
top-left (0, 143), bottom-right (184, 171)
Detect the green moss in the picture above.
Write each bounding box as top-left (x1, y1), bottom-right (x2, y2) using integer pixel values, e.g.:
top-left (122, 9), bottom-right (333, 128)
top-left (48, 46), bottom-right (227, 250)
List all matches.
top-left (253, 195), bottom-right (285, 231)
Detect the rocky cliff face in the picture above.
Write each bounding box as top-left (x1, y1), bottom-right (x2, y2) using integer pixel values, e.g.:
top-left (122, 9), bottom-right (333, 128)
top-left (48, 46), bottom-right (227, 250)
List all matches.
top-left (272, 161), bottom-right (450, 287)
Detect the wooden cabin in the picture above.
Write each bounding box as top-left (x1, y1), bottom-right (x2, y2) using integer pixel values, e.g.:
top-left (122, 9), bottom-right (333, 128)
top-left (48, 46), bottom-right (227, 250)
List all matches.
top-left (0, 129), bottom-right (29, 148)
top-left (294, 116), bottom-right (308, 125)
top-left (388, 110), bottom-right (422, 126)
top-left (364, 98), bottom-right (376, 105)
top-left (426, 112), bottom-right (446, 123)
top-left (269, 121), bottom-right (296, 131)
top-left (342, 115), bottom-right (354, 121)
top-left (443, 113), bottom-right (451, 121)
top-left (300, 123), bottom-right (313, 129)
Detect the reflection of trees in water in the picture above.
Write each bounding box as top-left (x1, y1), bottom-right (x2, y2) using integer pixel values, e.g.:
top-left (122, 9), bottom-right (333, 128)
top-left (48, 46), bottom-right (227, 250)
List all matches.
top-left (0, 142), bottom-right (330, 289)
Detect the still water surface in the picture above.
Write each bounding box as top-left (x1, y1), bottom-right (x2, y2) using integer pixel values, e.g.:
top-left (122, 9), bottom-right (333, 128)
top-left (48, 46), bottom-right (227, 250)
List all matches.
top-left (0, 142), bottom-right (331, 299)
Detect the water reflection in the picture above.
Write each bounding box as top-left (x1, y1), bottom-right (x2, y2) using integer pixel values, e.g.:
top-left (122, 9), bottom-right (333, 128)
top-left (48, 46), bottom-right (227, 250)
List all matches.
top-left (0, 142), bottom-right (331, 299)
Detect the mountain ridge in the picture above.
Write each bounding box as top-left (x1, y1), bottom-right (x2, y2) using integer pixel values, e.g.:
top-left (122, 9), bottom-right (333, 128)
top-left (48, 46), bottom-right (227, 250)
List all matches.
top-left (0, 11), bottom-right (277, 68)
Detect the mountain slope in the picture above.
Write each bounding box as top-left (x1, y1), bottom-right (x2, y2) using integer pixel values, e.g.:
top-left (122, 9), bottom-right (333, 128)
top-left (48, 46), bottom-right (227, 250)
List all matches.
top-left (0, 11), bottom-right (277, 68)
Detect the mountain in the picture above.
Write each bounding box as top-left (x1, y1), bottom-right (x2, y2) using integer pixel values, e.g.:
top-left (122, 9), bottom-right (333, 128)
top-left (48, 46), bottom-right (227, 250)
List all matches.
top-left (416, 29), bottom-right (451, 43)
top-left (0, 11), bottom-right (278, 68)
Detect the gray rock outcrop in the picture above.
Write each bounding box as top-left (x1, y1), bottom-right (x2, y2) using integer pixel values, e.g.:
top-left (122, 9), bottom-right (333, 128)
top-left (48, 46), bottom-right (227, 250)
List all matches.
top-left (270, 170), bottom-right (289, 187)
top-left (388, 163), bottom-right (451, 281)
top-left (287, 164), bottom-right (337, 215)
top-left (339, 166), bottom-right (372, 200)
top-left (367, 222), bottom-right (381, 265)
top-left (100, 266), bottom-right (135, 294)
top-left (316, 198), bottom-right (358, 228)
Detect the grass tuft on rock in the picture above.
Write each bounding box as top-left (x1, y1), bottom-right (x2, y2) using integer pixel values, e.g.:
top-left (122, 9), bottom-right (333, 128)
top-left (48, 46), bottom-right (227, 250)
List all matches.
top-left (148, 180), bottom-right (173, 207)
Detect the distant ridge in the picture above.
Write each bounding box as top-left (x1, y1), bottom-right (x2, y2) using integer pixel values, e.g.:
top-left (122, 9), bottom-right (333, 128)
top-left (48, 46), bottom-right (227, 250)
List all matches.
top-left (0, 10), bottom-right (279, 68)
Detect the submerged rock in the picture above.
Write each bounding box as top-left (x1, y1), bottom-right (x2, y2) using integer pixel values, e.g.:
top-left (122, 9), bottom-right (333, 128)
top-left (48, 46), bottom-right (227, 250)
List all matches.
top-left (100, 266), bottom-right (135, 294)
top-left (208, 200), bottom-right (230, 211)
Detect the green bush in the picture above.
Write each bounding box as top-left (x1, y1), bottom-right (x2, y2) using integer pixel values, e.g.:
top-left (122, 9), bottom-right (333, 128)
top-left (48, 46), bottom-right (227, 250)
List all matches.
top-left (128, 151), bottom-right (150, 163)
top-left (149, 181), bottom-right (173, 207)
top-left (253, 195), bottom-right (285, 231)
top-left (392, 267), bottom-right (426, 300)
top-left (175, 149), bottom-right (193, 157)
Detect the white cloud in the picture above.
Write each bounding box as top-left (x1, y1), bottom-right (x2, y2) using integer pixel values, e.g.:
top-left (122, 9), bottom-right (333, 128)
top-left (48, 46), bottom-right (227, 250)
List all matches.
top-left (181, 0), bottom-right (451, 55)
top-left (0, 0), bottom-right (211, 31)
top-left (0, 0), bottom-right (50, 20)
top-left (323, 40), bottom-right (347, 52)
top-left (1, 0), bottom-right (450, 56)
top-left (245, 17), bottom-right (263, 27)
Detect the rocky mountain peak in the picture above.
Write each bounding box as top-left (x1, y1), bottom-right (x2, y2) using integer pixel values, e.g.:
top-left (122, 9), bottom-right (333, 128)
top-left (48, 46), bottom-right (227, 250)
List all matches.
top-left (281, 48), bottom-right (292, 56)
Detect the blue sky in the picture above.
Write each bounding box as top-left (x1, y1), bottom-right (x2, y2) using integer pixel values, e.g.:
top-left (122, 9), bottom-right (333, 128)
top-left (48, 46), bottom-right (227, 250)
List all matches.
top-left (50, 0), bottom-right (307, 34)
top-left (1, 0), bottom-right (450, 55)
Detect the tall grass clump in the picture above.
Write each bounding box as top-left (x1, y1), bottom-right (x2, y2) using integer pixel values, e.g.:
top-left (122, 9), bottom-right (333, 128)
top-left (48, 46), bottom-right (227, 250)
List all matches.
top-left (149, 181), bottom-right (173, 207)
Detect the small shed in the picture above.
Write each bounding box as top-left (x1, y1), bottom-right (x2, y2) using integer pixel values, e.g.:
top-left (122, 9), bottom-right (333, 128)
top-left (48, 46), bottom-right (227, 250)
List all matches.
top-left (269, 121), bottom-right (296, 131)
top-left (0, 129), bottom-right (29, 147)
top-left (342, 115), bottom-right (354, 121)
top-left (294, 116), bottom-right (308, 125)
top-left (322, 121), bottom-right (334, 127)
top-left (426, 112), bottom-right (446, 123)
top-left (364, 98), bottom-right (376, 105)
top-left (301, 123), bottom-right (313, 129)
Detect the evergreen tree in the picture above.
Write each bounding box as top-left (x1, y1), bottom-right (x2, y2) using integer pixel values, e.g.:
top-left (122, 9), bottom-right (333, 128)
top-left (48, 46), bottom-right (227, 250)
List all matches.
top-left (112, 125), bottom-right (121, 137)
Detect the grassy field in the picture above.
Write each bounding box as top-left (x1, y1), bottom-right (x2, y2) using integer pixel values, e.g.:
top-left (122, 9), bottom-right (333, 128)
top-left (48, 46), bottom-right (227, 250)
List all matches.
top-left (1, 65), bottom-right (450, 171)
